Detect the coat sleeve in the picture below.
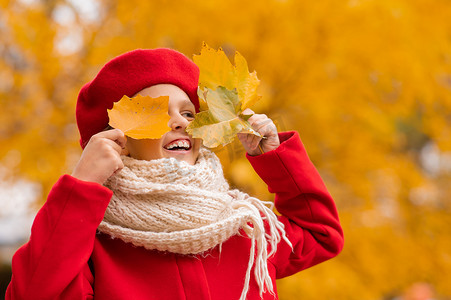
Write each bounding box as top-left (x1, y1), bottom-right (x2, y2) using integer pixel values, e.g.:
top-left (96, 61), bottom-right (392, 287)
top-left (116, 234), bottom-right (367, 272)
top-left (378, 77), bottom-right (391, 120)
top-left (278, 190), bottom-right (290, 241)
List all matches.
top-left (5, 174), bottom-right (112, 300)
top-left (247, 131), bottom-right (344, 279)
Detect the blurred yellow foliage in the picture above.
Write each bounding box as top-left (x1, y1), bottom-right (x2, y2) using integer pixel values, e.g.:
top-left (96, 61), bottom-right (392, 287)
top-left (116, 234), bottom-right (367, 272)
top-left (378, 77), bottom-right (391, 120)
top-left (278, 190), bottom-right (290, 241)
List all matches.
top-left (1, 0), bottom-right (451, 299)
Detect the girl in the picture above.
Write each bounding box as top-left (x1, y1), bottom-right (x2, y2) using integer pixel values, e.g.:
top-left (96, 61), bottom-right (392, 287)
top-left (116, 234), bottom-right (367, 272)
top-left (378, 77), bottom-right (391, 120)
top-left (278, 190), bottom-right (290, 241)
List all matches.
top-left (6, 48), bottom-right (343, 300)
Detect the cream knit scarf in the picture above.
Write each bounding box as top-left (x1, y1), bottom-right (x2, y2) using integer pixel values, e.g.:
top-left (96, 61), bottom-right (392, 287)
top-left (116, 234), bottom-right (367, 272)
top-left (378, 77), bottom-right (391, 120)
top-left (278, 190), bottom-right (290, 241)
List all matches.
top-left (98, 148), bottom-right (291, 300)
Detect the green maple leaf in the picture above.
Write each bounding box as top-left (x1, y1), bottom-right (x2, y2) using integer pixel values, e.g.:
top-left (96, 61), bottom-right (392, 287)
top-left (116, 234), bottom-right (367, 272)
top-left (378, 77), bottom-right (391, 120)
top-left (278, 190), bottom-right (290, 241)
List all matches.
top-left (186, 86), bottom-right (261, 148)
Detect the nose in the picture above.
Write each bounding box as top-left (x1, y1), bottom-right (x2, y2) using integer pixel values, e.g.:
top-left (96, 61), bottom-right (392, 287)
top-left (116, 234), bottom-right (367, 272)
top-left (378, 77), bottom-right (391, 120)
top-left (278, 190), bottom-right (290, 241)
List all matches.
top-left (168, 113), bottom-right (189, 131)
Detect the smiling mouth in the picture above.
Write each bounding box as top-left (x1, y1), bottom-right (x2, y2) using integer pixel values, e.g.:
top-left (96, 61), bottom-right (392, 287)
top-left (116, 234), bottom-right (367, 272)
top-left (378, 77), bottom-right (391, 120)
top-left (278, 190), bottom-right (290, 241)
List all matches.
top-left (163, 139), bottom-right (192, 151)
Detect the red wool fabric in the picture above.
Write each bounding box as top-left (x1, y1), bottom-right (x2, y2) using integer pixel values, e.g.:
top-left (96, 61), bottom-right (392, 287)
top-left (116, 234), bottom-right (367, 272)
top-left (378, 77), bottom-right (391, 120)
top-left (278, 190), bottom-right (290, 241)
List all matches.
top-left (6, 132), bottom-right (344, 300)
top-left (76, 48), bottom-right (200, 148)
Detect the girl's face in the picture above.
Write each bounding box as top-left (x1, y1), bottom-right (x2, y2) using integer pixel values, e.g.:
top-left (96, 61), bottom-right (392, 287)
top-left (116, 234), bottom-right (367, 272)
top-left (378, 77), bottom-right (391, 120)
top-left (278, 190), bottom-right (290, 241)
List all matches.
top-left (124, 84), bottom-right (201, 165)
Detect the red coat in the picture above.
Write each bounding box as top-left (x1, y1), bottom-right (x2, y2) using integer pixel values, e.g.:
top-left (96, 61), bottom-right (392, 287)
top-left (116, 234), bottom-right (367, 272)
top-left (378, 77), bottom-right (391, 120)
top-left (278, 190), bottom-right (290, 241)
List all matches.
top-left (6, 132), bottom-right (343, 300)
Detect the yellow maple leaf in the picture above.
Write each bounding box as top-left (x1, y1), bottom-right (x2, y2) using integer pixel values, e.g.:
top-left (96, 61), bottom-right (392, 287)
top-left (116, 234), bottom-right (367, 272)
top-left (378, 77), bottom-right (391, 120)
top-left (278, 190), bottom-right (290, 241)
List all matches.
top-left (193, 43), bottom-right (261, 111)
top-left (186, 87), bottom-right (261, 148)
top-left (107, 94), bottom-right (171, 139)
top-left (187, 43), bottom-right (263, 148)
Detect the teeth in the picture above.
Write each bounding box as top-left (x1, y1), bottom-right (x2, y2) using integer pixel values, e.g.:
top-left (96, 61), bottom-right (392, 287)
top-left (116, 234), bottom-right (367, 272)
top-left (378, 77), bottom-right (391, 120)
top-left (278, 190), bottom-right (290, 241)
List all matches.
top-left (166, 140), bottom-right (190, 150)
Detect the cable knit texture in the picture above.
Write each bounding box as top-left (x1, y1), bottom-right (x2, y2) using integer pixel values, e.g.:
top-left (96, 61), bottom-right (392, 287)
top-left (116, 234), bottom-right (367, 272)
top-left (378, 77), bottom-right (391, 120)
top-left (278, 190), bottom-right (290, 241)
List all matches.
top-left (98, 148), bottom-right (291, 300)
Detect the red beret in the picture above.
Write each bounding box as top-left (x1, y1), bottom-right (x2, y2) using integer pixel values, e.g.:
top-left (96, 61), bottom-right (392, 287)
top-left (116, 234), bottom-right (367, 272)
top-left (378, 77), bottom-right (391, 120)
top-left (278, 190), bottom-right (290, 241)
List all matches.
top-left (76, 48), bottom-right (199, 148)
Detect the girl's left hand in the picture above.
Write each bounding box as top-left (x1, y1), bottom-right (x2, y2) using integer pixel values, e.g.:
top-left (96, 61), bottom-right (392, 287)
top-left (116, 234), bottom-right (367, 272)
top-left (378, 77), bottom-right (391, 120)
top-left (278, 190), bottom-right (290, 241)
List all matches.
top-left (237, 109), bottom-right (280, 156)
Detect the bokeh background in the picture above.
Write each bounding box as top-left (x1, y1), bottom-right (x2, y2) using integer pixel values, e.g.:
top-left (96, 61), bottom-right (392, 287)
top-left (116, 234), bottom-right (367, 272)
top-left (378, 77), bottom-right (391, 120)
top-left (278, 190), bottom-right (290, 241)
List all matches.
top-left (1, 0), bottom-right (451, 299)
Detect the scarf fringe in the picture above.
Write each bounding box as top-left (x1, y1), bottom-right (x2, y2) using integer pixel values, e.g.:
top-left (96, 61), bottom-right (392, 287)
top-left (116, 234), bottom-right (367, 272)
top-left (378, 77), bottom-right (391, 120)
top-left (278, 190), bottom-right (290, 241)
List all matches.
top-left (231, 191), bottom-right (292, 300)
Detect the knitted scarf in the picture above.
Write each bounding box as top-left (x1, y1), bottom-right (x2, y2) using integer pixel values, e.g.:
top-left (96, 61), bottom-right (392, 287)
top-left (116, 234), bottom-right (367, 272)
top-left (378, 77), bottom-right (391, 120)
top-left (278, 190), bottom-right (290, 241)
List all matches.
top-left (98, 148), bottom-right (291, 300)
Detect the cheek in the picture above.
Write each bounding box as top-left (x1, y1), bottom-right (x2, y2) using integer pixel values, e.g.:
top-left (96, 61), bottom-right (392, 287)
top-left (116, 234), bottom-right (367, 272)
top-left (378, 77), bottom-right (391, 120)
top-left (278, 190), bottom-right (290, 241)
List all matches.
top-left (127, 139), bottom-right (163, 160)
top-left (192, 140), bottom-right (202, 159)
top-left (148, 140), bottom-right (163, 153)
top-left (193, 139), bottom-right (202, 152)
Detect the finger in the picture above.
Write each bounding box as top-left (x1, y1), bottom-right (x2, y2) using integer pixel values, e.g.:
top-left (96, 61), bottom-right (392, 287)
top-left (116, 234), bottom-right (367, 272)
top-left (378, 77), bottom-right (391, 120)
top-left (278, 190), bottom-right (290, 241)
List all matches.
top-left (237, 133), bottom-right (250, 146)
top-left (246, 134), bottom-right (261, 150)
top-left (98, 129), bottom-right (127, 148)
top-left (102, 138), bottom-right (124, 154)
top-left (115, 134), bottom-right (127, 149)
top-left (237, 132), bottom-right (247, 142)
top-left (248, 134), bottom-right (262, 150)
top-left (248, 114), bottom-right (268, 126)
top-left (257, 122), bottom-right (275, 137)
top-left (242, 108), bottom-right (254, 115)
top-left (116, 160), bottom-right (125, 172)
top-left (245, 131), bottom-right (256, 145)
top-left (248, 114), bottom-right (268, 129)
top-left (246, 114), bottom-right (260, 126)
top-left (237, 132), bottom-right (253, 148)
top-left (249, 116), bottom-right (276, 138)
top-left (97, 128), bottom-right (125, 142)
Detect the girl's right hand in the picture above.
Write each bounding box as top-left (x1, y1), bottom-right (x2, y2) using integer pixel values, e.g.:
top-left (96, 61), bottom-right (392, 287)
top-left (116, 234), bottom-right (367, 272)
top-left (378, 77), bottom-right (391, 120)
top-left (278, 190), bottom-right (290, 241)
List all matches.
top-left (71, 129), bottom-right (127, 185)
